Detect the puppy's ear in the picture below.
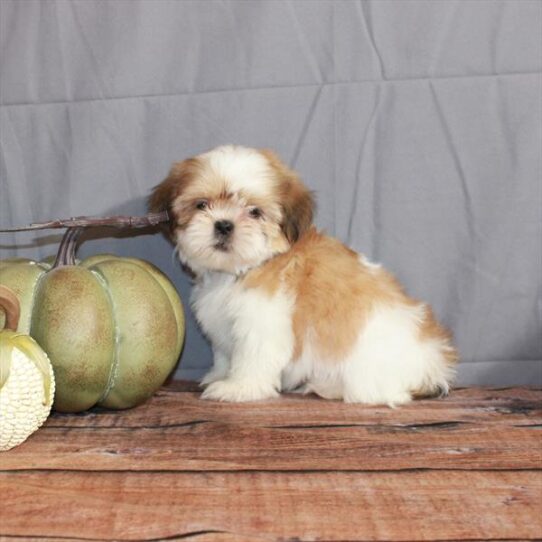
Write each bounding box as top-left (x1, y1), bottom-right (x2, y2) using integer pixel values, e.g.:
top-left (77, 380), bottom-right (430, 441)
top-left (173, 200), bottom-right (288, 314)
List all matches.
top-left (260, 149), bottom-right (315, 244)
top-left (280, 179), bottom-right (315, 243)
top-left (148, 158), bottom-right (199, 236)
top-left (148, 158), bottom-right (197, 214)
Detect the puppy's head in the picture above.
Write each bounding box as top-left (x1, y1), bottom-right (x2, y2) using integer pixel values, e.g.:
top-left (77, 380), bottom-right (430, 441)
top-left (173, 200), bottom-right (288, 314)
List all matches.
top-left (149, 145), bottom-right (314, 275)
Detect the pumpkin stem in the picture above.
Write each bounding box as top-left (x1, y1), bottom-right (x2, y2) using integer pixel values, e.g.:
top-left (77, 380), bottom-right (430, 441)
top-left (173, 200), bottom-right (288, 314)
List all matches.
top-left (0, 285), bottom-right (21, 331)
top-left (53, 227), bottom-right (84, 268)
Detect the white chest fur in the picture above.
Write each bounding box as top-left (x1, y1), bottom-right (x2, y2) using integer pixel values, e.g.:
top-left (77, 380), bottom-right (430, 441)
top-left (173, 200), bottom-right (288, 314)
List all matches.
top-left (191, 272), bottom-right (238, 357)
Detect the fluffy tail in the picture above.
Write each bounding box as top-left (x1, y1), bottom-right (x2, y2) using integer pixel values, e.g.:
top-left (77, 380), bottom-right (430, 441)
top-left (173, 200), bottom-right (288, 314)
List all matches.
top-left (412, 306), bottom-right (458, 399)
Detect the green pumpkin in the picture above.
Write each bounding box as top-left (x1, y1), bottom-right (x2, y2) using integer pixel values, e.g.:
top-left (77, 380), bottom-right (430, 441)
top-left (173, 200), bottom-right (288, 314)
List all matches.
top-left (0, 228), bottom-right (184, 412)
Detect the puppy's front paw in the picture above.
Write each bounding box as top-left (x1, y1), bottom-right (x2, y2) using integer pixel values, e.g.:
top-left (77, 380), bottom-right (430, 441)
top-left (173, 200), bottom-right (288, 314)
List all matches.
top-left (201, 378), bottom-right (279, 402)
top-left (200, 369), bottom-right (228, 388)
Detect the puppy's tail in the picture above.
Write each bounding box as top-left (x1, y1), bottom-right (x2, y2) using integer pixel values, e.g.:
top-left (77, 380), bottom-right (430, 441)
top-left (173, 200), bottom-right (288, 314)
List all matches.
top-left (412, 383), bottom-right (449, 400)
top-left (411, 344), bottom-right (458, 400)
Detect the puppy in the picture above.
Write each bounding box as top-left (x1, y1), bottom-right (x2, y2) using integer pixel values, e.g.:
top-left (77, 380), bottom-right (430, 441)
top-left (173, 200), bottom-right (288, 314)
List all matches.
top-left (149, 145), bottom-right (457, 406)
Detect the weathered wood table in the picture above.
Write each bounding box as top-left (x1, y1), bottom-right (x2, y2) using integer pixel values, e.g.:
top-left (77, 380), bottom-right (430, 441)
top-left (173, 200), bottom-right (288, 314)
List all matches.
top-left (2, 382), bottom-right (541, 541)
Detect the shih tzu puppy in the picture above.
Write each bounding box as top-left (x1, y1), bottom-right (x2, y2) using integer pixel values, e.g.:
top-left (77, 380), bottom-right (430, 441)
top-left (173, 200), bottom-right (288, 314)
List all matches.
top-left (149, 145), bottom-right (457, 406)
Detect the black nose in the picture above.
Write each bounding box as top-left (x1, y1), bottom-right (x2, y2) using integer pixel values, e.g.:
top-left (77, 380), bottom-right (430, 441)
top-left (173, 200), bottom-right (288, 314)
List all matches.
top-left (214, 220), bottom-right (234, 236)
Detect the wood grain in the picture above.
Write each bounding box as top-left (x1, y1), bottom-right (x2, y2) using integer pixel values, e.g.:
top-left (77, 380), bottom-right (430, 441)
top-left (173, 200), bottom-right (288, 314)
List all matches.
top-left (4, 421), bottom-right (541, 472)
top-left (1, 470), bottom-right (540, 541)
top-left (3, 385), bottom-right (541, 541)
top-left (0, 539), bottom-right (525, 542)
top-left (0, 536), bottom-right (289, 542)
top-left (44, 386), bottom-right (542, 429)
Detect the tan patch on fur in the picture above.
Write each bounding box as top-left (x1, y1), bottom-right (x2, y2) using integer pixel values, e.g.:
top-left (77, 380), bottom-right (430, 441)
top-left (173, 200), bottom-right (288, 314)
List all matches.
top-left (148, 158), bottom-right (202, 233)
top-left (245, 228), bottom-right (458, 376)
top-left (259, 149), bottom-right (314, 243)
top-left (244, 228), bottom-right (411, 362)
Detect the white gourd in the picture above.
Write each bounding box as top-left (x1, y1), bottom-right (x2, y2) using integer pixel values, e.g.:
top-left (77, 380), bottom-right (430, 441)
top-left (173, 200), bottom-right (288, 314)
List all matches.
top-left (0, 285), bottom-right (55, 451)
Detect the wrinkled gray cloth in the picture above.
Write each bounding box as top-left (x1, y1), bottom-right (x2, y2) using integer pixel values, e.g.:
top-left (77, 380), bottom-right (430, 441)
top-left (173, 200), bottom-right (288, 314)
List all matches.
top-left (1, 0), bottom-right (541, 385)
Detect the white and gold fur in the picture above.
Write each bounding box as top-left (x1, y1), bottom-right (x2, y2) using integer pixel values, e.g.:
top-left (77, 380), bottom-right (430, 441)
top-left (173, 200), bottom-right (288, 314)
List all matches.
top-left (149, 145), bottom-right (457, 406)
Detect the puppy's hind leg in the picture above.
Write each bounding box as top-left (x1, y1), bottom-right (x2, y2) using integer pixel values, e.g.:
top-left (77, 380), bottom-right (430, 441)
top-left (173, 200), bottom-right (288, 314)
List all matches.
top-left (341, 305), bottom-right (432, 407)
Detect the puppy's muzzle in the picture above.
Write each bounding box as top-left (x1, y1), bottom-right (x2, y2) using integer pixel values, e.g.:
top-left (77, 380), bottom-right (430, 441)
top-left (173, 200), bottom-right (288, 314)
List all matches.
top-left (214, 220), bottom-right (234, 251)
top-left (214, 220), bottom-right (234, 237)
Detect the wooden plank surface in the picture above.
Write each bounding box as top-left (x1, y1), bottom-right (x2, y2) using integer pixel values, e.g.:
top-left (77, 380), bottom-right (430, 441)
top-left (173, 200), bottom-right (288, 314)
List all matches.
top-left (0, 536), bottom-right (265, 542)
top-left (4, 421), bottom-right (541, 471)
top-left (4, 385), bottom-right (540, 472)
top-left (2, 385), bottom-right (541, 541)
top-left (45, 385), bottom-right (542, 428)
top-left (2, 470), bottom-right (541, 541)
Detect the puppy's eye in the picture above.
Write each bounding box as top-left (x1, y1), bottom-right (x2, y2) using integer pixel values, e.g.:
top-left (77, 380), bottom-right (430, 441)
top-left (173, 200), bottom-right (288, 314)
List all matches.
top-left (196, 200), bottom-right (208, 211)
top-left (249, 207), bottom-right (263, 219)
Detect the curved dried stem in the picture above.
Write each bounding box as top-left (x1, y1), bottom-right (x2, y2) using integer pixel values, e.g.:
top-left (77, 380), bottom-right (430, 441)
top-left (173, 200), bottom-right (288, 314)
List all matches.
top-left (0, 211), bottom-right (170, 232)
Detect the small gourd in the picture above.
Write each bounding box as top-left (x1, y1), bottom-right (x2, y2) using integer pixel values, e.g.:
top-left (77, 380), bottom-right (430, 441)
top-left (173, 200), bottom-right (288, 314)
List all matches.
top-left (0, 285), bottom-right (55, 451)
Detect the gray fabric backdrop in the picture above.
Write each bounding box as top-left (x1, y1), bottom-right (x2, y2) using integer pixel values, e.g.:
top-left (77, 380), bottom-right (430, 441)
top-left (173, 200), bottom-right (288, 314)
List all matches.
top-left (1, 0), bottom-right (541, 385)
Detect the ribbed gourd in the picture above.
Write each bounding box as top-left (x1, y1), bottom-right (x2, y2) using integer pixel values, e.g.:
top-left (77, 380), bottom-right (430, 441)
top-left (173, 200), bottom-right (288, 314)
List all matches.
top-left (0, 285), bottom-right (55, 451)
top-left (0, 227), bottom-right (185, 413)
